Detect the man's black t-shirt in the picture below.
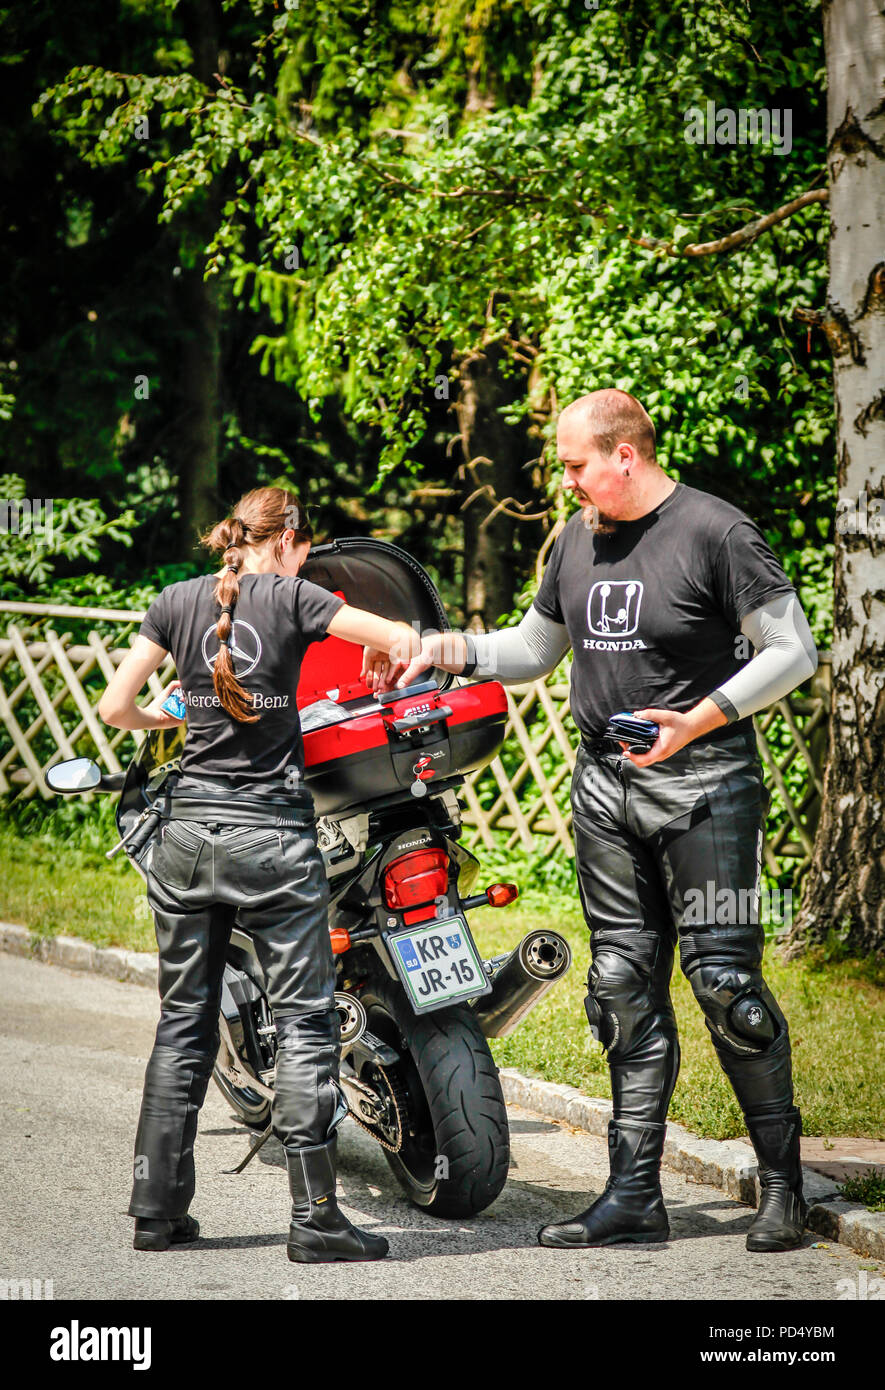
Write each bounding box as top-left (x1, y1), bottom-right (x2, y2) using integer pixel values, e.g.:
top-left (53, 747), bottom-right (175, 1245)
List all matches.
top-left (532, 483), bottom-right (795, 743)
top-left (138, 572), bottom-right (344, 792)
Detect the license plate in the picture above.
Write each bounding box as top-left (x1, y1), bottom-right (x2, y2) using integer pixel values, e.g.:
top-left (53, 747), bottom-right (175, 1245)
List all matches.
top-left (386, 913), bottom-right (492, 1014)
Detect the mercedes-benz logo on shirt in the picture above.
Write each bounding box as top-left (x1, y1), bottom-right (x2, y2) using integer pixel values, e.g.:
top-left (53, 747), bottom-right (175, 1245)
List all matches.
top-left (587, 581), bottom-right (644, 637)
top-left (201, 620), bottom-right (262, 676)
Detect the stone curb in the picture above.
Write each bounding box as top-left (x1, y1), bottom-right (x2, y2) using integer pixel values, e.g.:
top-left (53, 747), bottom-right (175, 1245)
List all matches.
top-left (0, 920), bottom-right (157, 989)
top-left (2, 920), bottom-right (882, 1261)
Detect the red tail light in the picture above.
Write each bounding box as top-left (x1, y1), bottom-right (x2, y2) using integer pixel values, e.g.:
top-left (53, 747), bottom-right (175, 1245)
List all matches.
top-left (383, 848), bottom-right (449, 910)
top-left (403, 905), bottom-right (438, 925)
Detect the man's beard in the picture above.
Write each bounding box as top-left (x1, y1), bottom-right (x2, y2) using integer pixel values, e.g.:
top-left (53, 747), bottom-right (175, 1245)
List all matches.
top-left (579, 500), bottom-right (618, 534)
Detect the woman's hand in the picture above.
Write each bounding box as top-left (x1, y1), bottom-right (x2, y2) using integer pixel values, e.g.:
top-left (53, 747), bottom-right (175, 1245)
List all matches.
top-left (336, 611), bottom-right (468, 695)
top-left (327, 607), bottom-right (421, 688)
top-left (361, 646), bottom-right (408, 694)
top-left (361, 631), bottom-right (457, 694)
top-left (140, 679), bottom-right (186, 730)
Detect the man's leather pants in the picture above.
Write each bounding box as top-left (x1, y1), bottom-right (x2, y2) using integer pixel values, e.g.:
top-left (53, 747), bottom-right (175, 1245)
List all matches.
top-left (571, 727), bottom-right (795, 1133)
top-left (128, 800), bottom-right (339, 1219)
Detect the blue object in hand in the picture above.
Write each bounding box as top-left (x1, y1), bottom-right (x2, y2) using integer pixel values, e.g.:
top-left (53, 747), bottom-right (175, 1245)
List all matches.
top-left (604, 711), bottom-right (659, 752)
top-left (161, 689), bottom-right (187, 721)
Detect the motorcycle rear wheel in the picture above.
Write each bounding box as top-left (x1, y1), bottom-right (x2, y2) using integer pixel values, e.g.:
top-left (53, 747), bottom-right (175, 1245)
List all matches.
top-left (213, 1034), bottom-right (272, 1129)
top-left (358, 972), bottom-right (510, 1219)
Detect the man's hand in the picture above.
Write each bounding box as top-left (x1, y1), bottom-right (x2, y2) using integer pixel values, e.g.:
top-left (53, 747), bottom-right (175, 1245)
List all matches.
top-left (361, 631), bottom-right (470, 694)
top-left (361, 632), bottom-right (440, 693)
top-left (395, 635), bottom-right (445, 689)
top-left (621, 699), bottom-right (728, 767)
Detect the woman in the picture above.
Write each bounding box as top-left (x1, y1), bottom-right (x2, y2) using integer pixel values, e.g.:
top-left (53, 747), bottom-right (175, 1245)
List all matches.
top-left (98, 486), bottom-right (420, 1263)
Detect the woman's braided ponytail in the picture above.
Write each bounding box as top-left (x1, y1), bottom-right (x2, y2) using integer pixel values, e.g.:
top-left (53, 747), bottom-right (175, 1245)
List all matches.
top-left (199, 489), bottom-right (312, 722)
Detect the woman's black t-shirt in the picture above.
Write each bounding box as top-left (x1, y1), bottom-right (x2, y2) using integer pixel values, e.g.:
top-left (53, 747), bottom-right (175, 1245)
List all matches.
top-left (138, 572), bottom-right (345, 793)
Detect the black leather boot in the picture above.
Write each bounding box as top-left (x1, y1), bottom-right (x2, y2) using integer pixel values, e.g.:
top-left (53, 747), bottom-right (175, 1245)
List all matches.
top-left (285, 1135), bottom-right (389, 1263)
top-left (538, 1118), bottom-right (670, 1247)
top-left (133, 1215), bottom-right (200, 1252)
top-left (744, 1108), bottom-right (808, 1252)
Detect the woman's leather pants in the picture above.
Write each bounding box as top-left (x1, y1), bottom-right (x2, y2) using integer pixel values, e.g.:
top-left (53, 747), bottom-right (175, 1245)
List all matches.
top-left (128, 796), bottom-right (340, 1220)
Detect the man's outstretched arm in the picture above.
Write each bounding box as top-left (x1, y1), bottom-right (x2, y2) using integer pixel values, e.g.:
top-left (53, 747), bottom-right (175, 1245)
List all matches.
top-left (362, 605), bottom-right (571, 692)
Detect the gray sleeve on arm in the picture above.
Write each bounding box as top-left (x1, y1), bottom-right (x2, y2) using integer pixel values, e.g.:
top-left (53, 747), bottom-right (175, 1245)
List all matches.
top-left (463, 605), bottom-right (571, 683)
top-left (708, 592), bottom-right (818, 723)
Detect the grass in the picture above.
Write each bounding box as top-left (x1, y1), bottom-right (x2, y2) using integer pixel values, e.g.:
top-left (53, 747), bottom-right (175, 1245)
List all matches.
top-left (1, 823), bottom-right (883, 1143)
top-left (469, 892), bottom-right (885, 1143)
top-left (0, 824), bottom-right (154, 953)
top-left (838, 1173), bottom-right (885, 1212)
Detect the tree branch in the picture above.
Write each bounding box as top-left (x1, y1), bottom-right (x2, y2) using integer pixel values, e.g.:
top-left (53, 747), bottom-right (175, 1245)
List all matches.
top-left (628, 188), bottom-right (829, 258)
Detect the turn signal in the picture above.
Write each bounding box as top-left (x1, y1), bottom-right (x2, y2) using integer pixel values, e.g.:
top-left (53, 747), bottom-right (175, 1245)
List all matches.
top-left (329, 927), bottom-right (352, 955)
top-left (486, 883), bottom-right (519, 907)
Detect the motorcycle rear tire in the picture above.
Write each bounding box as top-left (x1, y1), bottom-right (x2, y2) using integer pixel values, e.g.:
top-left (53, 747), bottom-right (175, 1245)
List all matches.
top-left (359, 972), bottom-right (510, 1219)
top-left (213, 1040), bottom-right (272, 1130)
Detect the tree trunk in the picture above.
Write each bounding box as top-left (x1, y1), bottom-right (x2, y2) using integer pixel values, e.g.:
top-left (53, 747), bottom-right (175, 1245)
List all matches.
top-left (173, 0), bottom-right (223, 560)
top-left (780, 0), bottom-right (885, 959)
top-left (173, 262), bottom-right (221, 558)
top-left (454, 345), bottom-right (531, 630)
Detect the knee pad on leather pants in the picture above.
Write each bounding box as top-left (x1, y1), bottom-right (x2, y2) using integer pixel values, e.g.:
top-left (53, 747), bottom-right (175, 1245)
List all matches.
top-left (685, 958), bottom-right (788, 1058)
top-left (584, 950), bottom-right (668, 1059)
top-left (681, 933), bottom-right (795, 1114)
top-left (584, 949), bottom-right (680, 1124)
top-left (272, 1008), bottom-right (347, 1149)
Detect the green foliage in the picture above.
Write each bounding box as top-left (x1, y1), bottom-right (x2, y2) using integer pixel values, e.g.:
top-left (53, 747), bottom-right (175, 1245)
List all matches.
top-left (4, 0), bottom-right (840, 907)
top-left (1, 780), bottom-right (123, 856)
top-left (0, 472), bottom-right (139, 594)
top-left (31, 1), bottom-right (834, 542)
top-left (838, 1172), bottom-right (885, 1212)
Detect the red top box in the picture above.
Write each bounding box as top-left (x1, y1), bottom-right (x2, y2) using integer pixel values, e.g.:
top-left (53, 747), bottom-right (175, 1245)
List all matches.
top-left (296, 538), bottom-right (508, 816)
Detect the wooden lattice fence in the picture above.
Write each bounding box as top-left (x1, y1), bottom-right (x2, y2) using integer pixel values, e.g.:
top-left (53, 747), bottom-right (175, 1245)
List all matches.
top-left (0, 601), bottom-right (831, 880)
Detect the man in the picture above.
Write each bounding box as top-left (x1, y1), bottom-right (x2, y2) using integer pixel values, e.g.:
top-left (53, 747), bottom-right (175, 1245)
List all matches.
top-left (364, 388), bottom-right (818, 1252)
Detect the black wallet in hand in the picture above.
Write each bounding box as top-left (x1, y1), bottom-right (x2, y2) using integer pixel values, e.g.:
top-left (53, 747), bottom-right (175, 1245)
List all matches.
top-left (604, 712), bottom-right (660, 753)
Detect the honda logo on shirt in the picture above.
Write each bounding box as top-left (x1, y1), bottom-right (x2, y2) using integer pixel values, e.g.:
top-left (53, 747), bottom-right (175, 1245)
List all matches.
top-left (201, 620), bottom-right (263, 677)
top-left (586, 581), bottom-right (643, 637)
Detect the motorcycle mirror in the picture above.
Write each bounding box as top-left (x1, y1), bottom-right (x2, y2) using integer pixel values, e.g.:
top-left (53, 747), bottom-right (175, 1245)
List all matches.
top-left (45, 757), bottom-right (102, 793)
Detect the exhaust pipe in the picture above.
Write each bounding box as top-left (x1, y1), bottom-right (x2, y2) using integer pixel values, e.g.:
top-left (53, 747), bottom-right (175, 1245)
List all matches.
top-left (471, 930), bottom-right (572, 1038)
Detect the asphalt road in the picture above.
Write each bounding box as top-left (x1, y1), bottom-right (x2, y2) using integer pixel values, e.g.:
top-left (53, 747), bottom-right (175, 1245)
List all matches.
top-left (1, 953), bottom-right (878, 1302)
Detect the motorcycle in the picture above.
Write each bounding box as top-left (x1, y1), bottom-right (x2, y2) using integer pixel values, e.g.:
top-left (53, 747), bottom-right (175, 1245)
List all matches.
top-left (45, 538), bottom-right (572, 1218)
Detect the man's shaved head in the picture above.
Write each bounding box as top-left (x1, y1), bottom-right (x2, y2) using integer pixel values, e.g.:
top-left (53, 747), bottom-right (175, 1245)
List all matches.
top-left (559, 389), bottom-right (657, 464)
